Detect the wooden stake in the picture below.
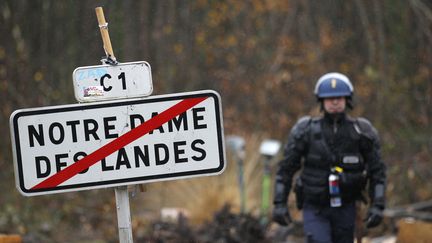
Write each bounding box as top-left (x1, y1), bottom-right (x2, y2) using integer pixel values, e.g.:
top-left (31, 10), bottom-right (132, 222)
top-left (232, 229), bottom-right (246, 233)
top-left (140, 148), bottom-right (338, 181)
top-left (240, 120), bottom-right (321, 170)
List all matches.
top-left (95, 7), bottom-right (117, 63)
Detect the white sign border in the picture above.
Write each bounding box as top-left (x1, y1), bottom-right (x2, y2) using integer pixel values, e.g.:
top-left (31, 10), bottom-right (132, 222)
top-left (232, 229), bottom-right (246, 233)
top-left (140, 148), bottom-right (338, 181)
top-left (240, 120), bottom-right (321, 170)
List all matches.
top-left (10, 90), bottom-right (225, 196)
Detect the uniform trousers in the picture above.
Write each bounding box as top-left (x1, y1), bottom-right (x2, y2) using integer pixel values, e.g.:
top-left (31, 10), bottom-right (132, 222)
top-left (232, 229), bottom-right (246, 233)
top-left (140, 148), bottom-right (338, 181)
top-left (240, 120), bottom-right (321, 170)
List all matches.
top-left (303, 201), bottom-right (356, 243)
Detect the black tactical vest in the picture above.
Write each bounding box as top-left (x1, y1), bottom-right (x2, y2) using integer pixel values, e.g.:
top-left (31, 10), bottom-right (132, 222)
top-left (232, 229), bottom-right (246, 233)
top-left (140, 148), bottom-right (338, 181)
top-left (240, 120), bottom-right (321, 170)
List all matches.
top-left (301, 117), bottom-right (367, 205)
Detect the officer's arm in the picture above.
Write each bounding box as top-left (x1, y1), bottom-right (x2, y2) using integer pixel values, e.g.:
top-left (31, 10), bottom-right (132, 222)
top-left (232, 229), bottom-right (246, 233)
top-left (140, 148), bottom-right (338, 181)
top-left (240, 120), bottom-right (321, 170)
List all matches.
top-left (358, 118), bottom-right (386, 208)
top-left (274, 117), bottom-right (310, 204)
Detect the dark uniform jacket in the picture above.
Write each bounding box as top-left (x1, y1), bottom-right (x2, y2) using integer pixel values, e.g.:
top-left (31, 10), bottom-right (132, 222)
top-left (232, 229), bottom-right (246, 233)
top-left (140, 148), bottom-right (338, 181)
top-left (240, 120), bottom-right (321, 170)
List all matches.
top-left (274, 113), bottom-right (386, 208)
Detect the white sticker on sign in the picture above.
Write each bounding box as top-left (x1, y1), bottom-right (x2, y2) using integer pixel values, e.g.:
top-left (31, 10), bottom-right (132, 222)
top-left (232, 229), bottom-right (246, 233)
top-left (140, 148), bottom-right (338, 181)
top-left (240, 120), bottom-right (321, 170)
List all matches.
top-left (83, 86), bottom-right (104, 97)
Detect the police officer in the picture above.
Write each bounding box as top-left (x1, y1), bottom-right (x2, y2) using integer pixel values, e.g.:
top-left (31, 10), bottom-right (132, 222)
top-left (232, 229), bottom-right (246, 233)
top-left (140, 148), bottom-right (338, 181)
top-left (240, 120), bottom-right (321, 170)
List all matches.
top-left (272, 72), bottom-right (386, 243)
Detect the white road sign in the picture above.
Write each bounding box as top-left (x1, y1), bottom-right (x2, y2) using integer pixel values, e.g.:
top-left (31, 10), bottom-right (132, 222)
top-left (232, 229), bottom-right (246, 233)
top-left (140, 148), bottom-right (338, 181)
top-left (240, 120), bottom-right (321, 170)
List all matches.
top-left (10, 90), bottom-right (225, 196)
top-left (73, 61), bottom-right (153, 102)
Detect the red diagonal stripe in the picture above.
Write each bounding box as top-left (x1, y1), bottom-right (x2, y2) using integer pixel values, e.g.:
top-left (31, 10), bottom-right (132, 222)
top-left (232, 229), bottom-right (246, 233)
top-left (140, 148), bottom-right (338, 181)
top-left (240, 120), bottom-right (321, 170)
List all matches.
top-left (31, 96), bottom-right (208, 190)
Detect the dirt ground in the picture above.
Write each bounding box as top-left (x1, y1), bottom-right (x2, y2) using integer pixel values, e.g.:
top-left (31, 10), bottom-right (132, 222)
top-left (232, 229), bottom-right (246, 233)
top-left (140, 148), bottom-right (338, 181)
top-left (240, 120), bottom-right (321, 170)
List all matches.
top-left (137, 204), bottom-right (305, 243)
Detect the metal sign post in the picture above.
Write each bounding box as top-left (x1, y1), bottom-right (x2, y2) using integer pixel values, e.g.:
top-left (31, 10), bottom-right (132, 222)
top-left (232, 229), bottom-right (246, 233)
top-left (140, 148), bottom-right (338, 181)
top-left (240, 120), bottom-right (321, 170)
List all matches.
top-left (115, 186), bottom-right (133, 243)
top-left (259, 139), bottom-right (281, 224)
top-left (226, 135), bottom-right (246, 213)
top-left (95, 7), bottom-right (131, 242)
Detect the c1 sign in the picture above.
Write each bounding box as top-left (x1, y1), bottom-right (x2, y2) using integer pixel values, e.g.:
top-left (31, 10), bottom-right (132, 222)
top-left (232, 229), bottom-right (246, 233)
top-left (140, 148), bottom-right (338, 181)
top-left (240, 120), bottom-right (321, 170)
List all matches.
top-left (10, 90), bottom-right (225, 196)
top-left (73, 61), bottom-right (153, 102)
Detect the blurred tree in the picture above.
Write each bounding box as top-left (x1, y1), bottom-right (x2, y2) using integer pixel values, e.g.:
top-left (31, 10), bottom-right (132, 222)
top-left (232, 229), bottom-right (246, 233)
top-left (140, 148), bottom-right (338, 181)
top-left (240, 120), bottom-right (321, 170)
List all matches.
top-left (0, 0), bottom-right (431, 240)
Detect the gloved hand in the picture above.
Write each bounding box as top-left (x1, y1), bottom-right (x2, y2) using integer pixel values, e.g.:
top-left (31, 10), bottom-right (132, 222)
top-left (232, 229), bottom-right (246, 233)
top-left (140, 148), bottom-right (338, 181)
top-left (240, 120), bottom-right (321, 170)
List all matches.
top-left (272, 203), bottom-right (292, 226)
top-left (364, 205), bottom-right (383, 228)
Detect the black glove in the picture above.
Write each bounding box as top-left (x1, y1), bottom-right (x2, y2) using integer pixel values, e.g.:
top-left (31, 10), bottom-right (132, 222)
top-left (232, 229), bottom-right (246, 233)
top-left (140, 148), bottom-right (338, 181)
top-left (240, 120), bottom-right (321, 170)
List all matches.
top-left (364, 206), bottom-right (383, 228)
top-left (272, 203), bottom-right (292, 226)
top-left (365, 183), bottom-right (385, 228)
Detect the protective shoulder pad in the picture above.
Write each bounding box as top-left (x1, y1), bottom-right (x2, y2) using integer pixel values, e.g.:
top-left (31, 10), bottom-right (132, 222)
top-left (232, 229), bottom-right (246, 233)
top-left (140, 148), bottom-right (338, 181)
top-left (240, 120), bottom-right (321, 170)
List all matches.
top-left (291, 116), bottom-right (311, 136)
top-left (355, 117), bottom-right (379, 140)
top-left (298, 116), bottom-right (312, 125)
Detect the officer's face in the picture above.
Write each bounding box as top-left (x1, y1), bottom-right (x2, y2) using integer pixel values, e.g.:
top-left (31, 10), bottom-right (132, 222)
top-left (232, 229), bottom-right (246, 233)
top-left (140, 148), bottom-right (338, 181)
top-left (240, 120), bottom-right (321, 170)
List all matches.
top-left (323, 97), bottom-right (346, 113)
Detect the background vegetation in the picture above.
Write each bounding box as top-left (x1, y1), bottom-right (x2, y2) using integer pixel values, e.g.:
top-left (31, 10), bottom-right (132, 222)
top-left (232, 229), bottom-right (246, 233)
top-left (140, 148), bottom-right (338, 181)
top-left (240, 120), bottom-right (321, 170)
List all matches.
top-left (1, 0), bottom-right (431, 242)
